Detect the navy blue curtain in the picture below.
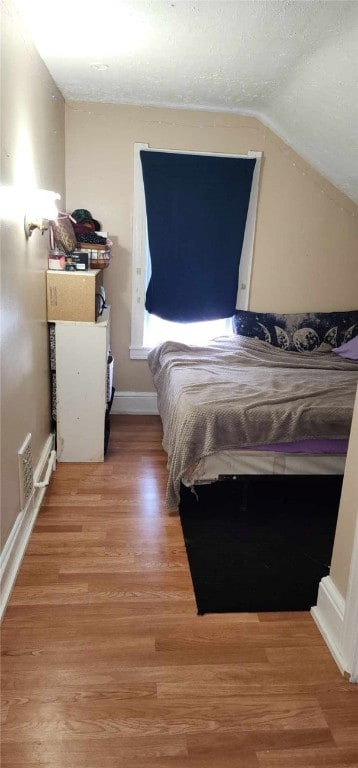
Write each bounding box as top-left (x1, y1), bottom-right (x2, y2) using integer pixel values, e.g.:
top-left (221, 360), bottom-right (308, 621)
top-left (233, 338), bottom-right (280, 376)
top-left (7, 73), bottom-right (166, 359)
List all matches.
top-left (140, 150), bottom-right (256, 322)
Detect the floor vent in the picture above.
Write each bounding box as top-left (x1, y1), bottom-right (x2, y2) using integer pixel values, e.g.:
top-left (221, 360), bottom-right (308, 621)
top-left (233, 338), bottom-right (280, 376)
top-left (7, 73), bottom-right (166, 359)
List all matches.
top-left (18, 433), bottom-right (34, 510)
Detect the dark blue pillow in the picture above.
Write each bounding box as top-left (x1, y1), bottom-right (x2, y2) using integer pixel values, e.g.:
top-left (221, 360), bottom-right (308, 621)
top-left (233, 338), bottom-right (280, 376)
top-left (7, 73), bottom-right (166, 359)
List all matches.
top-left (232, 310), bottom-right (358, 352)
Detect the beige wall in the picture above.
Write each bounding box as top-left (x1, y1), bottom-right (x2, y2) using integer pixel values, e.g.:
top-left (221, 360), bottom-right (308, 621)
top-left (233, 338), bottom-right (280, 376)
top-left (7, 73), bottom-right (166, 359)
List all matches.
top-left (65, 102), bottom-right (358, 393)
top-left (1, 1), bottom-right (65, 548)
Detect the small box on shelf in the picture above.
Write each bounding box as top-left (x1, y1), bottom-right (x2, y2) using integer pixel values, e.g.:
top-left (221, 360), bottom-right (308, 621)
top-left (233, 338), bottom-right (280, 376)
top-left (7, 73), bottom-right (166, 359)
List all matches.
top-left (64, 251), bottom-right (89, 271)
top-left (46, 269), bottom-right (103, 322)
top-left (76, 243), bottom-right (112, 269)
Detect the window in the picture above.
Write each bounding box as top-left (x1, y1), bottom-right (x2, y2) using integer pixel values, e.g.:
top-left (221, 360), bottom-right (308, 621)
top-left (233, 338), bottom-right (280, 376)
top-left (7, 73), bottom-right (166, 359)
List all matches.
top-left (144, 312), bottom-right (233, 348)
top-left (130, 143), bottom-right (261, 359)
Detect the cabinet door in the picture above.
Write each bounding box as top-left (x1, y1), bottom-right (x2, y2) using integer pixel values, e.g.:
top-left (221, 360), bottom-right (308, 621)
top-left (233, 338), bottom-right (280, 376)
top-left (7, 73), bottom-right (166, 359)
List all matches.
top-left (55, 317), bottom-right (109, 462)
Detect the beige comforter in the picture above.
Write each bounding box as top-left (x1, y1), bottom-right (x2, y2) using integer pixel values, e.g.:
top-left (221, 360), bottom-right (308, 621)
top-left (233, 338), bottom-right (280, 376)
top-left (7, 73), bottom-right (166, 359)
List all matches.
top-left (148, 335), bottom-right (358, 509)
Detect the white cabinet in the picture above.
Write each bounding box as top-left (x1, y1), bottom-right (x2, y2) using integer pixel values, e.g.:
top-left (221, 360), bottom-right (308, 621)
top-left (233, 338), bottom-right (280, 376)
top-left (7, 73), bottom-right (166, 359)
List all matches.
top-left (53, 308), bottom-right (110, 462)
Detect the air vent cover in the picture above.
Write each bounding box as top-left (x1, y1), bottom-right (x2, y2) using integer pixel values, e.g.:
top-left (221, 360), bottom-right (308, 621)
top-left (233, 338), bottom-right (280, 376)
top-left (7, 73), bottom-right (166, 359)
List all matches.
top-left (18, 433), bottom-right (34, 510)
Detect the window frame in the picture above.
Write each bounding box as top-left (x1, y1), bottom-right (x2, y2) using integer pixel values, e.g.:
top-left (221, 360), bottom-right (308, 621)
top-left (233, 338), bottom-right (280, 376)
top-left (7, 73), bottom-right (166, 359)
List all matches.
top-left (130, 143), bottom-right (262, 360)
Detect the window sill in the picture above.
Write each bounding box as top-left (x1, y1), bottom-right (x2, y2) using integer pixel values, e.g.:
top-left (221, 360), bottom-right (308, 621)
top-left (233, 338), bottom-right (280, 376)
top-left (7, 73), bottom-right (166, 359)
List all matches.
top-left (129, 346), bottom-right (151, 360)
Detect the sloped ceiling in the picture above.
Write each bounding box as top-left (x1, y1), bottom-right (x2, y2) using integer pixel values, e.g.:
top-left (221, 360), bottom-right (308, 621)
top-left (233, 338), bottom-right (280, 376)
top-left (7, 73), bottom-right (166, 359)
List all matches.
top-left (11, 0), bottom-right (358, 202)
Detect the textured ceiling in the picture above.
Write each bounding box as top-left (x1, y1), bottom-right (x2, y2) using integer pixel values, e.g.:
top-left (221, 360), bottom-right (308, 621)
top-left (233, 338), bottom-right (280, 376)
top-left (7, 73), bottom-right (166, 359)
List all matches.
top-left (12, 0), bottom-right (358, 202)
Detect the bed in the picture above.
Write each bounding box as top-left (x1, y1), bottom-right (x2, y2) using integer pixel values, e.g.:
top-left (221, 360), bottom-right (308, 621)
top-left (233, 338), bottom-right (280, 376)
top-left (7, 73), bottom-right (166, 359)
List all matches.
top-left (148, 310), bottom-right (358, 511)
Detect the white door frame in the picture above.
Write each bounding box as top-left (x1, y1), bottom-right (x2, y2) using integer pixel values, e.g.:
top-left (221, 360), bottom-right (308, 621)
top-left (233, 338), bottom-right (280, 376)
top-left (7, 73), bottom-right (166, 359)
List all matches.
top-left (312, 386), bottom-right (358, 681)
top-left (343, 510), bottom-right (358, 682)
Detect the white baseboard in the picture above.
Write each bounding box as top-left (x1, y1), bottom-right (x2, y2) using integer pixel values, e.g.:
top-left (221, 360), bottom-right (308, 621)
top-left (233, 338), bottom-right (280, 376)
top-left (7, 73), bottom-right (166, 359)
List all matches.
top-left (311, 575), bottom-right (347, 674)
top-left (0, 433), bottom-right (55, 620)
top-left (112, 391), bottom-right (158, 415)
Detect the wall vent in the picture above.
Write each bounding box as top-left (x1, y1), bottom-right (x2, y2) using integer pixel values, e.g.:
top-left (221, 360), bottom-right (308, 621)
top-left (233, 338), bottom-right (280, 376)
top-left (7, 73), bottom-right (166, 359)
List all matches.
top-left (18, 433), bottom-right (34, 510)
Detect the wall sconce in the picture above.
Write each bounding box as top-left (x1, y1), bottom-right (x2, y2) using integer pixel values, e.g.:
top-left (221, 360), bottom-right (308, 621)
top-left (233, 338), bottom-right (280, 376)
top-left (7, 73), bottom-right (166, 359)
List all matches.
top-left (24, 189), bottom-right (61, 237)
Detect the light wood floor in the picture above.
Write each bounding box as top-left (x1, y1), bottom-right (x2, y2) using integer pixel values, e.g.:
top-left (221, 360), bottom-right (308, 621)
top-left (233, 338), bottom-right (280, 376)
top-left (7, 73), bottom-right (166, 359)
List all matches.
top-left (1, 415), bottom-right (358, 767)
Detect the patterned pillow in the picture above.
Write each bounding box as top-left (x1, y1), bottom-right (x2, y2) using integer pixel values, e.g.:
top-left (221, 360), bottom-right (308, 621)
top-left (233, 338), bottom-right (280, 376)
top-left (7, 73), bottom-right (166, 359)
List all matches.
top-left (232, 310), bottom-right (358, 352)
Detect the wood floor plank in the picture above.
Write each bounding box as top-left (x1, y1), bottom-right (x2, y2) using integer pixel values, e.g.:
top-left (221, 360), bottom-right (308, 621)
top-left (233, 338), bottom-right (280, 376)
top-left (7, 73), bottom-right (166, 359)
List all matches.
top-left (0, 735), bottom-right (189, 767)
top-left (256, 745), bottom-right (358, 767)
top-left (2, 695), bottom-right (329, 740)
top-left (1, 414), bottom-right (357, 768)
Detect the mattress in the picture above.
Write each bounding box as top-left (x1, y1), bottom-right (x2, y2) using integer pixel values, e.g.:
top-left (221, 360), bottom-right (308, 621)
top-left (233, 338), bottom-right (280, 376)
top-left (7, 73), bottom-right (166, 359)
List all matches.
top-left (184, 445), bottom-right (347, 487)
top-left (248, 438), bottom-right (348, 454)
